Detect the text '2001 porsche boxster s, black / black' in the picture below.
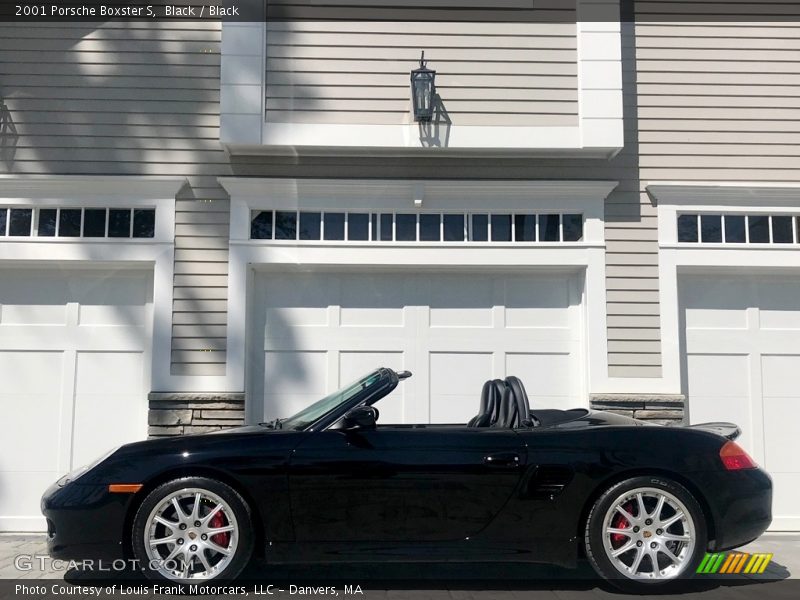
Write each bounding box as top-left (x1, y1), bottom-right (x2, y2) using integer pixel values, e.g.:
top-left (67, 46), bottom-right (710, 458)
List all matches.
top-left (42, 368), bottom-right (772, 592)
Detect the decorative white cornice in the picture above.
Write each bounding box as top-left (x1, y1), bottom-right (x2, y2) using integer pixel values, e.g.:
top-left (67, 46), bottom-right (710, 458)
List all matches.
top-left (219, 177), bottom-right (619, 207)
top-left (648, 182), bottom-right (800, 206)
top-left (0, 175), bottom-right (187, 200)
top-left (220, 0), bottom-right (623, 155)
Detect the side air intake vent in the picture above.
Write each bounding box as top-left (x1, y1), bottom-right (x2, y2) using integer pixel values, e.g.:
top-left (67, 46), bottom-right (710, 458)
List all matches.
top-left (528, 465), bottom-right (574, 499)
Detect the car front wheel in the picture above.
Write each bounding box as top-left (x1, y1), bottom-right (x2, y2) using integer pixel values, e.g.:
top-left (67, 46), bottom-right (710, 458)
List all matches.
top-left (132, 477), bottom-right (254, 583)
top-left (584, 475), bottom-right (708, 592)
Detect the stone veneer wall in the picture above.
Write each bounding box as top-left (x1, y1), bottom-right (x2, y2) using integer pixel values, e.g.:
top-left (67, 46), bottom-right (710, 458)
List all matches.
top-left (147, 393), bottom-right (684, 437)
top-left (148, 393), bottom-right (246, 438)
top-left (590, 395), bottom-right (685, 425)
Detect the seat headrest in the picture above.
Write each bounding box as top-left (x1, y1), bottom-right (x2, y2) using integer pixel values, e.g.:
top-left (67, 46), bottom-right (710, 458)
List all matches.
top-left (492, 386), bottom-right (521, 428)
top-left (505, 376), bottom-right (530, 424)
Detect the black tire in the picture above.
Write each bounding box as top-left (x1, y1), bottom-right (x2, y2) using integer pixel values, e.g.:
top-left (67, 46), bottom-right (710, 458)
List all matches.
top-left (131, 476), bottom-right (254, 583)
top-left (584, 475), bottom-right (708, 593)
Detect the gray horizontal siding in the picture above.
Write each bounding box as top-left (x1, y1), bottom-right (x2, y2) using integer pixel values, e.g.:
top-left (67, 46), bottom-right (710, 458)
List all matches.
top-left (265, 0), bottom-right (576, 22)
top-left (0, 21), bottom-right (230, 377)
top-left (265, 16), bottom-right (578, 126)
top-left (633, 10), bottom-right (800, 182)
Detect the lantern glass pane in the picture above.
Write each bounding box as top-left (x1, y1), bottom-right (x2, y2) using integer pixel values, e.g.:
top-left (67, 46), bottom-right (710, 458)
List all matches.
top-left (411, 70), bottom-right (435, 120)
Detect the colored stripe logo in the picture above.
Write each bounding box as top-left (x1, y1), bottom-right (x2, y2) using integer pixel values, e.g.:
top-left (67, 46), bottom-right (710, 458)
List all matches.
top-left (697, 552), bottom-right (773, 574)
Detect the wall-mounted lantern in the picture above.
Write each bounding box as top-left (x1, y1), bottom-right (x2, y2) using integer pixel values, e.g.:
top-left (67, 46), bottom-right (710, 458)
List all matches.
top-left (410, 51), bottom-right (436, 122)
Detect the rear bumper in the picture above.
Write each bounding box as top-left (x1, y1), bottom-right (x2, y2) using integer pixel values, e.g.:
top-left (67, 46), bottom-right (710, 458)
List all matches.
top-left (41, 480), bottom-right (132, 561)
top-left (701, 468), bottom-right (772, 551)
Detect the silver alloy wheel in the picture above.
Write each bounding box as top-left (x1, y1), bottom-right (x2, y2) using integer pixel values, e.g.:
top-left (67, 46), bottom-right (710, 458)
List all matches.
top-left (601, 486), bottom-right (696, 581)
top-left (143, 487), bottom-right (239, 581)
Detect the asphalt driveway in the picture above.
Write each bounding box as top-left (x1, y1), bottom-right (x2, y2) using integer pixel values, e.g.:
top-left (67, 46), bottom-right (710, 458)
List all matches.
top-left (1, 533), bottom-right (798, 598)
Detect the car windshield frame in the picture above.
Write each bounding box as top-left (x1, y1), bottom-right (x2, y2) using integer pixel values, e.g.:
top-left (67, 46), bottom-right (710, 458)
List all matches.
top-left (278, 369), bottom-right (386, 431)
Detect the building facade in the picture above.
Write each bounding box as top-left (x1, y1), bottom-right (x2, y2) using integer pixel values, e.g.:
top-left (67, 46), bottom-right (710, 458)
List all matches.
top-left (1, 0), bottom-right (799, 533)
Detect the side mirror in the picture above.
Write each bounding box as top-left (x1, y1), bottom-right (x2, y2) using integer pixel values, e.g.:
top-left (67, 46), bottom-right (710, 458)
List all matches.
top-left (342, 406), bottom-right (379, 432)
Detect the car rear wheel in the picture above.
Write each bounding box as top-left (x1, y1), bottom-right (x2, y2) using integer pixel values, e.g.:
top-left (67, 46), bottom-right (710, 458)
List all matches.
top-left (132, 477), bottom-right (254, 583)
top-left (584, 476), bottom-right (707, 592)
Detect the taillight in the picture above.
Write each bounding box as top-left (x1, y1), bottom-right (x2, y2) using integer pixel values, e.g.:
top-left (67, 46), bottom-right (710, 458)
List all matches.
top-left (720, 440), bottom-right (757, 471)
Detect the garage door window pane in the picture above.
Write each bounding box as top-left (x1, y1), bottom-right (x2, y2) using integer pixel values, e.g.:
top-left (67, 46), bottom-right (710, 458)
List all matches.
top-left (514, 215), bottom-right (536, 241)
top-left (0, 209), bottom-right (6, 236)
top-left (540, 214), bottom-right (560, 242)
top-left (700, 214), bottom-right (722, 243)
top-left (443, 214), bottom-right (465, 241)
top-left (396, 214), bottom-right (416, 241)
top-left (420, 214), bottom-right (441, 242)
top-left (348, 213), bottom-right (369, 241)
top-left (724, 215), bottom-right (745, 243)
top-left (9, 209), bottom-right (32, 236)
top-left (38, 209), bottom-right (57, 237)
top-left (749, 215), bottom-right (770, 243)
top-left (678, 214), bottom-right (698, 242)
top-left (251, 211), bottom-right (273, 239)
top-left (299, 212), bottom-right (321, 240)
top-left (379, 214), bottom-right (393, 241)
top-left (323, 213), bottom-right (344, 241)
top-left (491, 214), bottom-right (511, 242)
top-left (471, 214), bottom-right (488, 241)
top-left (84, 209), bottom-right (107, 237)
top-left (562, 214), bottom-right (583, 242)
top-left (59, 209), bottom-right (82, 237)
top-left (132, 209), bottom-right (156, 238)
top-left (275, 211), bottom-right (298, 240)
top-left (108, 209), bottom-right (131, 238)
top-left (772, 216), bottom-right (793, 244)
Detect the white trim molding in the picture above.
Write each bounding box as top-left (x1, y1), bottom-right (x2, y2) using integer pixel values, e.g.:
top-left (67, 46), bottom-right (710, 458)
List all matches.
top-left (0, 175), bottom-right (185, 393)
top-left (220, 177), bottom-right (617, 406)
top-left (220, 0), bottom-right (622, 155)
top-left (652, 182), bottom-right (800, 396)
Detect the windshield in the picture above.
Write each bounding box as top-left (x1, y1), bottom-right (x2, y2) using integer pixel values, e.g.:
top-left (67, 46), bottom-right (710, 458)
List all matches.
top-left (279, 370), bottom-right (384, 430)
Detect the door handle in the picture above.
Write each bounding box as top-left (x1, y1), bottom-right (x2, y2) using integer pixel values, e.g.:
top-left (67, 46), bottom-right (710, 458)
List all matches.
top-left (483, 452), bottom-right (521, 468)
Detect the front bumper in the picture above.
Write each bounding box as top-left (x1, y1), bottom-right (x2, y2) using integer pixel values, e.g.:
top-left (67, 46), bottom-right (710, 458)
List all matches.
top-left (702, 467), bottom-right (772, 551)
top-left (41, 480), bottom-right (134, 561)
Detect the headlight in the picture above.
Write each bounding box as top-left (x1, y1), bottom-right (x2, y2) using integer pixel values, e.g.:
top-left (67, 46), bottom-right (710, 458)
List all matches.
top-left (57, 447), bottom-right (120, 486)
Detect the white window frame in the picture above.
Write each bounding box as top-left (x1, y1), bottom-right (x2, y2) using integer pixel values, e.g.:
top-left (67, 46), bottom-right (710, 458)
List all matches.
top-left (651, 182), bottom-right (800, 396)
top-left (0, 175), bottom-right (185, 392)
top-left (247, 208), bottom-right (587, 245)
top-left (220, 177), bottom-right (617, 402)
top-left (219, 0), bottom-right (623, 156)
top-left (0, 206), bottom-right (161, 240)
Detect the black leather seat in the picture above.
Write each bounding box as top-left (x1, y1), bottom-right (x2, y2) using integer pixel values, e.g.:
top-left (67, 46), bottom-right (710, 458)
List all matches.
top-left (467, 379), bottom-right (504, 427)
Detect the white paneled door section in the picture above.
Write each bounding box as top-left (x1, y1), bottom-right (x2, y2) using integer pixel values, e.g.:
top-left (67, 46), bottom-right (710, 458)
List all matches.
top-left (0, 268), bottom-right (152, 531)
top-left (682, 274), bottom-right (800, 531)
top-left (251, 270), bottom-right (584, 426)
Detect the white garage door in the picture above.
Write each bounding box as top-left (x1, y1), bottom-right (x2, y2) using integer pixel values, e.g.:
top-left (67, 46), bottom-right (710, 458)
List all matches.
top-left (251, 269), bottom-right (584, 426)
top-left (682, 274), bottom-right (800, 531)
top-left (0, 268), bottom-right (152, 531)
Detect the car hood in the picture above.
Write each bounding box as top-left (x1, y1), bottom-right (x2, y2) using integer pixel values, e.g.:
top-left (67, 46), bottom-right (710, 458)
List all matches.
top-left (111, 424), bottom-right (297, 458)
top-left (77, 425), bottom-right (301, 486)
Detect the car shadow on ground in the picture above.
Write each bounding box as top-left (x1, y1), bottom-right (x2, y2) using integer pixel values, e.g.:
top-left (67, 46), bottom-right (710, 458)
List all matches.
top-left (63, 559), bottom-right (791, 596)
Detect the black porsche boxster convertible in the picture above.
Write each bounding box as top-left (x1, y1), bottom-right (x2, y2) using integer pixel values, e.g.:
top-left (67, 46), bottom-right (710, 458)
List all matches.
top-left (42, 368), bottom-right (772, 591)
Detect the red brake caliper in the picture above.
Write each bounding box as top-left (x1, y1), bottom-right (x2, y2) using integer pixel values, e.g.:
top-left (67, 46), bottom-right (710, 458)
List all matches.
top-left (611, 501), bottom-right (634, 546)
top-left (210, 511), bottom-right (230, 548)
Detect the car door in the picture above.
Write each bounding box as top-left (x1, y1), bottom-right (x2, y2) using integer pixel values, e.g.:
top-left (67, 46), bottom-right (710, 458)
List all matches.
top-left (288, 426), bottom-right (527, 542)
